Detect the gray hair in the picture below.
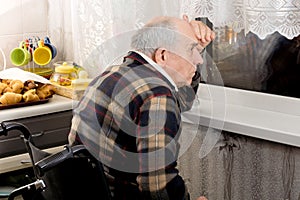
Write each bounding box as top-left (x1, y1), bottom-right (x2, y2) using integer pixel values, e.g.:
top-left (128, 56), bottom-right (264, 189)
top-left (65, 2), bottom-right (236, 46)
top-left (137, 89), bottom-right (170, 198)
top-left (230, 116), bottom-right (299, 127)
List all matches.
top-left (130, 18), bottom-right (179, 55)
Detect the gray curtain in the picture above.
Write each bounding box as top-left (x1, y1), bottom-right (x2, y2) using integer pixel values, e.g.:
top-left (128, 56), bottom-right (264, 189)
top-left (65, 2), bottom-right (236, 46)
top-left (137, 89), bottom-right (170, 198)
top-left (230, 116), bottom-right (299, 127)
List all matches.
top-left (178, 122), bottom-right (300, 200)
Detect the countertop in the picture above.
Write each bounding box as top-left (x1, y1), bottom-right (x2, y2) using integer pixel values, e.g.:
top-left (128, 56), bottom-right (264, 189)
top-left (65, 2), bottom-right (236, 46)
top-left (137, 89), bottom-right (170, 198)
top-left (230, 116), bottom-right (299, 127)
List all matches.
top-left (182, 84), bottom-right (300, 148)
top-left (0, 95), bottom-right (74, 122)
top-left (1, 84), bottom-right (300, 175)
top-left (1, 85), bottom-right (299, 148)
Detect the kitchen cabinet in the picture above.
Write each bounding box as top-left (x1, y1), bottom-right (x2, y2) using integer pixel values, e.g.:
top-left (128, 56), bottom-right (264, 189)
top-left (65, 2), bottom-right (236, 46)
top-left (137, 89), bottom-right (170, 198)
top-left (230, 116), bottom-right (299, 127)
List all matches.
top-left (0, 95), bottom-right (73, 173)
top-left (0, 110), bottom-right (72, 158)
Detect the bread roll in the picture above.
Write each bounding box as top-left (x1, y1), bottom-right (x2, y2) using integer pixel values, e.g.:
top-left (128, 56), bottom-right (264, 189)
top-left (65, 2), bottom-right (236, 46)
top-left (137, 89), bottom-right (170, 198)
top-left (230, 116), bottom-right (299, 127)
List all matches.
top-left (1, 79), bottom-right (11, 85)
top-left (0, 92), bottom-right (22, 105)
top-left (9, 80), bottom-right (24, 94)
top-left (0, 83), bottom-right (7, 94)
top-left (3, 87), bottom-right (13, 93)
top-left (36, 84), bottom-right (55, 99)
top-left (24, 80), bottom-right (37, 91)
top-left (23, 89), bottom-right (40, 102)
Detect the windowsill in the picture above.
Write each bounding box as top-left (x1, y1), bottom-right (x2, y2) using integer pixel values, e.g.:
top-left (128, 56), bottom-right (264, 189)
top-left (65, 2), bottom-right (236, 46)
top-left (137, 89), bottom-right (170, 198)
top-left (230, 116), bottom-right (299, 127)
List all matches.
top-left (181, 83), bottom-right (300, 147)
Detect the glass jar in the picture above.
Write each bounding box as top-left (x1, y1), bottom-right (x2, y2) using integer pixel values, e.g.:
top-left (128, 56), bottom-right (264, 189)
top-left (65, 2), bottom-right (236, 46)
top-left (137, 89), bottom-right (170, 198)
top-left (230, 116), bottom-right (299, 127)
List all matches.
top-left (50, 61), bottom-right (78, 86)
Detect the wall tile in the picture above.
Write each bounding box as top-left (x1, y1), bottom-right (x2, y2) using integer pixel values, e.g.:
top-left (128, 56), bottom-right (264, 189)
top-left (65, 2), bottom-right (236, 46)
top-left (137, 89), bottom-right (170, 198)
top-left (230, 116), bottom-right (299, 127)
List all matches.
top-left (0, 34), bottom-right (23, 69)
top-left (0, 0), bottom-right (73, 70)
top-left (0, 0), bottom-right (23, 36)
top-left (22, 0), bottom-right (48, 33)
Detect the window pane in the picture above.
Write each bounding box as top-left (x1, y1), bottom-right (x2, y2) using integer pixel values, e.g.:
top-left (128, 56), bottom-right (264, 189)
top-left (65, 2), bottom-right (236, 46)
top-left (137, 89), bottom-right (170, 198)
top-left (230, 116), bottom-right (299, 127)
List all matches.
top-left (208, 25), bottom-right (300, 99)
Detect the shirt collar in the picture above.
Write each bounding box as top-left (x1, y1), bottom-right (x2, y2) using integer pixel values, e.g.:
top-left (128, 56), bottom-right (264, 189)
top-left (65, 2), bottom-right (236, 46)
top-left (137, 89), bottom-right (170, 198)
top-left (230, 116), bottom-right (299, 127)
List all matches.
top-left (131, 50), bottom-right (178, 91)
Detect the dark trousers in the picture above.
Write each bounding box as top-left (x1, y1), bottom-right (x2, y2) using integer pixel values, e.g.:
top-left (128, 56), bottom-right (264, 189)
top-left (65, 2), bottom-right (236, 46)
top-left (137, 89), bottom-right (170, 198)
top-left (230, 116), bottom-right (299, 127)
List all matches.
top-left (112, 180), bottom-right (141, 200)
top-left (111, 178), bottom-right (190, 200)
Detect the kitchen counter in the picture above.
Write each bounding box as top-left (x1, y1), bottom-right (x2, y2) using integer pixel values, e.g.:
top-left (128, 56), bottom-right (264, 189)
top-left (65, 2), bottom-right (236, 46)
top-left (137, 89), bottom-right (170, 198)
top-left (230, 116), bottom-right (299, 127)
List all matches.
top-left (1, 86), bottom-right (298, 148)
top-left (0, 95), bottom-right (74, 122)
top-left (182, 83), bottom-right (300, 147)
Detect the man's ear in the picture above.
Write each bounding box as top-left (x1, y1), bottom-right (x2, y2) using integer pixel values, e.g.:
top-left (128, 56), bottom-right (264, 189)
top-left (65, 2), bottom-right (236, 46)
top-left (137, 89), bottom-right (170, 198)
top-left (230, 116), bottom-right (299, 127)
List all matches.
top-left (154, 48), bottom-right (168, 66)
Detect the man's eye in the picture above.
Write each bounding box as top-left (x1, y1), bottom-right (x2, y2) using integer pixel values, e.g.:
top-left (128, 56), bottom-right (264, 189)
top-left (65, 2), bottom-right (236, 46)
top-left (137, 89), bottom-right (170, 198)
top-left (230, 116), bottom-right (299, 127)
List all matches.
top-left (198, 48), bottom-right (205, 55)
top-left (190, 43), bottom-right (198, 51)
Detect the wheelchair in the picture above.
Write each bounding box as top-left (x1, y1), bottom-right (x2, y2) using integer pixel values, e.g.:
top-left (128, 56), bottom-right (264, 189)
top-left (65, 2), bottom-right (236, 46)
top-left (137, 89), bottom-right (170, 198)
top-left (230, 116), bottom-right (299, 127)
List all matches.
top-left (0, 121), bottom-right (112, 200)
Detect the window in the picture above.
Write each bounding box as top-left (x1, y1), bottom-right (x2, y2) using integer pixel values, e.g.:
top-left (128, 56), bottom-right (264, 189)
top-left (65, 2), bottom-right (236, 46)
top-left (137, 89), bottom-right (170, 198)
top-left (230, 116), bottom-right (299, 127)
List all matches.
top-left (198, 18), bottom-right (300, 99)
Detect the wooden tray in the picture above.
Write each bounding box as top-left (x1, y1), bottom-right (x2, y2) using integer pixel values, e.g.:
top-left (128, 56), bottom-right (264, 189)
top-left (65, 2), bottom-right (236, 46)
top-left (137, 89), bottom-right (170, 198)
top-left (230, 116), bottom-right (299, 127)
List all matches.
top-left (0, 98), bottom-right (50, 110)
top-left (53, 84), bottom-right (85, 100)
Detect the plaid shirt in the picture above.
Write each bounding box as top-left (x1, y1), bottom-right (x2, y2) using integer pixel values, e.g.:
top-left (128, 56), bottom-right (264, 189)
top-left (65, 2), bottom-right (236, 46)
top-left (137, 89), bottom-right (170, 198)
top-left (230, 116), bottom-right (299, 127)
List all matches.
top-left (69, 51), bottom-right (197, 199)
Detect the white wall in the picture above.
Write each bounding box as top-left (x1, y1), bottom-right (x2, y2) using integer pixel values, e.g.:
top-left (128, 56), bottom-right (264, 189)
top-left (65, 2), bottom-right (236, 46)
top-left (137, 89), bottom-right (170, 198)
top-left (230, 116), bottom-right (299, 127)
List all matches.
top-left (0, 0), bottom-right (181, 76)
top-left (47, 0), bottom-right (74, 63)
top-left (0, 0), bottom-right (73, 70)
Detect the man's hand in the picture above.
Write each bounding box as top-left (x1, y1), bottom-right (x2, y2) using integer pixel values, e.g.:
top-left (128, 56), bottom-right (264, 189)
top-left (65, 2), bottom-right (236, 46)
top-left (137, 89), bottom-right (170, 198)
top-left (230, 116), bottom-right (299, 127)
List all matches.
top-left (197, 196), bottom-right (208, 200)
top-left (183, 14), bottom-right (215, 48)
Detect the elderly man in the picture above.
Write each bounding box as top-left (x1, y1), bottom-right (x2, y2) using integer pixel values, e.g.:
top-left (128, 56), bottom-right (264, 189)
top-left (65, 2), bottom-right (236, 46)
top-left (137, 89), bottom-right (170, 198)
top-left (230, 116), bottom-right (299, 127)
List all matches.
top-left (69, 15), bottom-right (215, 200)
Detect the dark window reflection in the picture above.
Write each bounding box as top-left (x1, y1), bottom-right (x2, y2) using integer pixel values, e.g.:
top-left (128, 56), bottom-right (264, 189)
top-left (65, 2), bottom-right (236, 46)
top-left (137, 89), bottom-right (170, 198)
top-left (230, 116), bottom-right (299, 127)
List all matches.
top-left (209, 27), bottom-right (300, 99)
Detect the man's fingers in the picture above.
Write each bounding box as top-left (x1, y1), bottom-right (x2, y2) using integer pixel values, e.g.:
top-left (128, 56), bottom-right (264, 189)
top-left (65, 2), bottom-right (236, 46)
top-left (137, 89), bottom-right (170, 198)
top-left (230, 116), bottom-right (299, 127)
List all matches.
top-left (185, 15), bottom-right (216, 47)
top-left (199, 23), bottom-right (208, 42)
top-left (190, 20), bottom-right (202, 40)
top-left (197, 196), bottom-right (208, 200)
top-left (203, 25), bottom-right (215, 42)
top-left (211, 30), bottom-right (216, 40)
top-left (190, 20), bottom-right (215, 41)
top-left (182, 14), bottom-right (189, 22)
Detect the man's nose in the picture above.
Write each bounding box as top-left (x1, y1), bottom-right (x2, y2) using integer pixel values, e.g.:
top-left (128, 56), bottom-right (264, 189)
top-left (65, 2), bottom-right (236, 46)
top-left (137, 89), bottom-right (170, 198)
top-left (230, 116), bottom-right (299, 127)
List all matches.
top-left (193, 52), bottom-right (204, 65)
top-left (193, 50), bottom-right (204, 65)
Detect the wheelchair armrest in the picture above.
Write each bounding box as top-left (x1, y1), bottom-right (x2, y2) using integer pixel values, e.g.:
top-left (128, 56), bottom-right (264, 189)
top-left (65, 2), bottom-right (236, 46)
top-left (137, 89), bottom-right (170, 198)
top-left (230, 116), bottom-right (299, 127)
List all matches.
top-left (35, 145), bottom-right (90, 177)
top-left (35, 145), bottom-right (73, 176)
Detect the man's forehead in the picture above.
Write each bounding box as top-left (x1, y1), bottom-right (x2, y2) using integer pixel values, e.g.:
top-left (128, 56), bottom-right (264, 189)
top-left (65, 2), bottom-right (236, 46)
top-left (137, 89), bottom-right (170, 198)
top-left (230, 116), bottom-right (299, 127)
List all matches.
top-left (175, 20), bottom-right (198, 39)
